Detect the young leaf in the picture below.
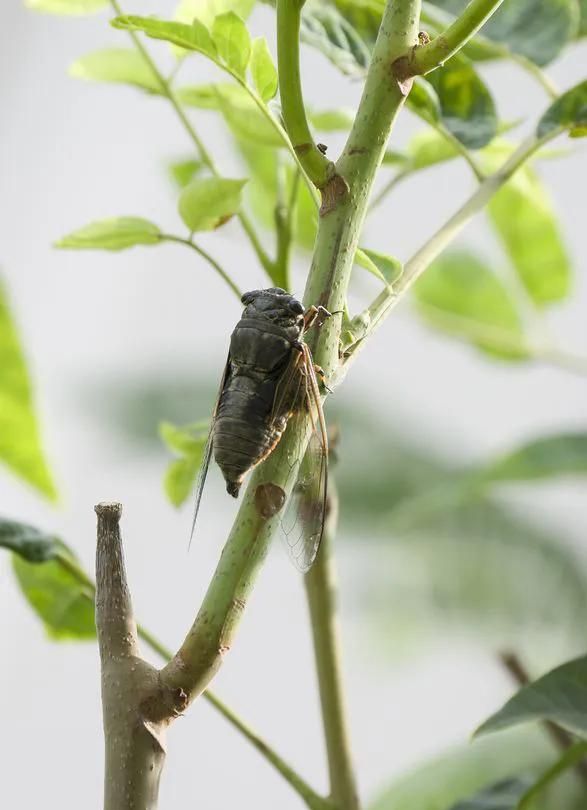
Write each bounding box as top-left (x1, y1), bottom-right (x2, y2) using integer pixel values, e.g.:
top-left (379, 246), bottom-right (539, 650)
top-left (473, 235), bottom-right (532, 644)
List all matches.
top-left (250, 37), bottom-right (278, 102)
top-left (168, 158), bottom-right (204, 189)
top-left (211, 12), bottom-right (251, 78)
top-left (214, 87), bottom-right (284, 147)
top-left (580, 0), bottom-right (587, 36)
top-left (178, 177), bottom-right (246, 231)
top-left (300, 4), bottom-right (371, 76)
top-left (476, 655), bottom-right (587, 739)
top-left (12, 541), bottom-right (96, 640)
top-left (165, 455), bottom-right (202, 507)
top-left (159, 420), bottom-right (209, 455)
top-left (483, 434), bottom-right (587, 484)
top-left (405, 129), bottom-right (461, 170)
top-left (26, 0), bottom-right (107, 13)
top-left (309, 109), bottom-right (355, 132)
top-left (159, 420), bottom-right (208, 507)
top-left (0, 519), bottom-right (57, 563)
top-left (488, 168), bottom-right (571, 304)
top-left (448, 777), bottom-right (533, 810)
top-left (112, 16), bottom-right (217, 60)
top-left (413, 252), bottom-right (525, 359)
top-left (176, 81), bottom-right (240, 109)
top-left (537, 79), bottom-right (587, 139)
top-left (356, 248), bottom-right (402, 285)
top-left (406, 78), bottom-right (442, 126)
top-left (69, 48), bottom-right (163, 94)
top-left (424, 55), bottom-right (497, 148)
top-left (429, 0), bottom-right (579, 67)
top-left (0, 280), bottom-right (58, 500)
top-left (174, 0), bottom-right (255, 29)
top-left (56, 217), bottom-right (162, 251)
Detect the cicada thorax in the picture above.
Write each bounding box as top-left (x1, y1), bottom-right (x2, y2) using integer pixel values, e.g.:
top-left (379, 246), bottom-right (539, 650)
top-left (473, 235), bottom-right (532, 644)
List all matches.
top-left (212, 289), bottom-right (306, 498)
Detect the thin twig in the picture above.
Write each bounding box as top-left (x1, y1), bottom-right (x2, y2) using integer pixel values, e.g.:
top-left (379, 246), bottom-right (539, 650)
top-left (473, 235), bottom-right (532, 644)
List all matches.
top-left (160, 234), bottom-right (243, 299)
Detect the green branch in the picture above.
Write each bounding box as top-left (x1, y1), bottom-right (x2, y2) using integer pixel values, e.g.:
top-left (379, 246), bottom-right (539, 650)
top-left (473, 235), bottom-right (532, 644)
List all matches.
top-left (335, 130), bottom-right (559, 383)
top-left (277, 0), bottom-right (333, 189)
top-left (136, 627), bottom-right (331, 810)
top-left (108, 0), bottom-right (274, 278)
top-left (159, 234), bottom-right (243, 299)
top-left (411, 0), bottom-right (506, 76)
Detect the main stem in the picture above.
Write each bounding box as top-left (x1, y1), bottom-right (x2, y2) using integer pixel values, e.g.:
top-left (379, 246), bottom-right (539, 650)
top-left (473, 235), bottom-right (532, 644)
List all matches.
top-left (304, 484), bottom-right (358, 809)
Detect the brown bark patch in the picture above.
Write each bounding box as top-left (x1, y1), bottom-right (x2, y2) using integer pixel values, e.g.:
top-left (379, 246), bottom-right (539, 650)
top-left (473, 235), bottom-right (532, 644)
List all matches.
top-left (254, 483), bottom-right (286, 518)
top-left (319, 173), bottom-right (349, 217)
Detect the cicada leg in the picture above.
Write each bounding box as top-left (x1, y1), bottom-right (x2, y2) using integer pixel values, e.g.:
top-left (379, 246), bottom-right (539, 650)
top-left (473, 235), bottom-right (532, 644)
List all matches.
top-left (303, 304), bottom-right (331, 332)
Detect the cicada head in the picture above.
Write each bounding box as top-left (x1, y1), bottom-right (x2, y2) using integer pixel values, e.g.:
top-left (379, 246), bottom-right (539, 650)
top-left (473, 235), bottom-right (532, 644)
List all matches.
top-left (240, 288), bottom-right (304, 324)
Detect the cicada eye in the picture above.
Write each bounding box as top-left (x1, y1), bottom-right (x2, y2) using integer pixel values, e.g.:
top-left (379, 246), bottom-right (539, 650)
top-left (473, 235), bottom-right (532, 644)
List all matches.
top-left (241, 291), bottom-right (257, 305)
top-left (289, 299), bottom-right (304, 315)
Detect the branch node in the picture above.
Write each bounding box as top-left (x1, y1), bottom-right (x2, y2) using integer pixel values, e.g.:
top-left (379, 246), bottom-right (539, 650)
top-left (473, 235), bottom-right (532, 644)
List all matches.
top-left (391, 54), bottom-right (416, 95)
top-left (319, 174), bottom-right (349, 217)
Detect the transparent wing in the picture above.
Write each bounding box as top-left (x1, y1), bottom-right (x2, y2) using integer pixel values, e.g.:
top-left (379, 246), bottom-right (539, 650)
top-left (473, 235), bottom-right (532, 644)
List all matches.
top-left (189, 355), bottom-right (231, 546)
top-left (278, 345), bottom-right (328, 573)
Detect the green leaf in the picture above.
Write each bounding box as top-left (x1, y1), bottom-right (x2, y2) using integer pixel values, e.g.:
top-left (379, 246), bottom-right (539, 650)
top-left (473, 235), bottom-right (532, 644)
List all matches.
top-left (112, 16), bottom-right (217, 60)
top-left (405, 128), bottom-right (460, 170)
top-left (424, 56), bottom-right (497, 148)
top-left (580, 0), bottom-right (587, 36)
top-left (356, 248), bottom-right (402, 285)
top-left (178, 177), bottom-right (246, 231)
top-left (413, 251), bottom-right (525, 359)
top-left (369, 727), bottom-right (560, 810)
top-left (0, 518), bottom-right (57, 563)
top-left (300, 3), bottom-right (371, 77)
top-left (168, 158), bottom-right (204, 189)
top-left (174, 0), bottom-right (254, 29)
top-left (537, 80), bottom-right (587, 139)
top-left (0, 279), bottom-right (58, 500)
top-left (309, 108), bottom-right (355, 131)
top-left (484, 434), bottom-right (587, 484)
top-left (164, 455), bottom-right (202, 506)
top-left (429, 0), bottom-right (579, 67)
top-left (236, 139), bottom-right (318, 249)
top-left (214, 86), bottom-right (283, 147)
top-left (406, 77), bottom-right (442, 123)
top-left (56, 217), bottom-right (162, 251)
top-left (448, 778), bottom-right (532, 810)
top-left (26, 0), bottom-right (107, 13)
top-left (176, 81), bottom-right (238, 109)
top-left (177, 82), bottom-right (282, 147)
top-left (159, 420), bottom-right (208, 507)
top-left (159, 420), bottom-right (208, 455)
top-left (211, 12), bottom-right (251, 78)
top-left (69, 48), bottom-right (163, 94)
top-left (488, 167), bottom-right (571, 304)
top-left (477, 655), bottom-right (587, 739)
top-left (12, 541), bottom-right (96, 640)
top-left (250, 37), bottom-right (278, 102)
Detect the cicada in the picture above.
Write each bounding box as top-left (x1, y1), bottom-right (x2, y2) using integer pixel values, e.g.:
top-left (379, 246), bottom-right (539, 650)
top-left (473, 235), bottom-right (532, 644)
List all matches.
top-left (191, 287), bottom-right (330, 571)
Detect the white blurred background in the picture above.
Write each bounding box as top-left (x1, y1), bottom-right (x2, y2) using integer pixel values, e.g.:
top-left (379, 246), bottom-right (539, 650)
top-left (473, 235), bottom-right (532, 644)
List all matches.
top-left (1, 2), bottom-right (586, 808)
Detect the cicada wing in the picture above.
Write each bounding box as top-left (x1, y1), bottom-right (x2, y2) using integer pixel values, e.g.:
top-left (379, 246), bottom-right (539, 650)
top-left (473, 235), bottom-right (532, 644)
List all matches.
top-left (189, 355), bottom-right (231, 546)
top-left (278, 346), bottom-right (328, 573)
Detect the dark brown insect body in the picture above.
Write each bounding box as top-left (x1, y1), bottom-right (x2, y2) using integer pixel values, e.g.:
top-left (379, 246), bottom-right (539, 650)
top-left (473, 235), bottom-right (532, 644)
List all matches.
top-left (191, 287), bottom-right (329, 571)
top-left (214, 288), bottom-right (307, 497)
